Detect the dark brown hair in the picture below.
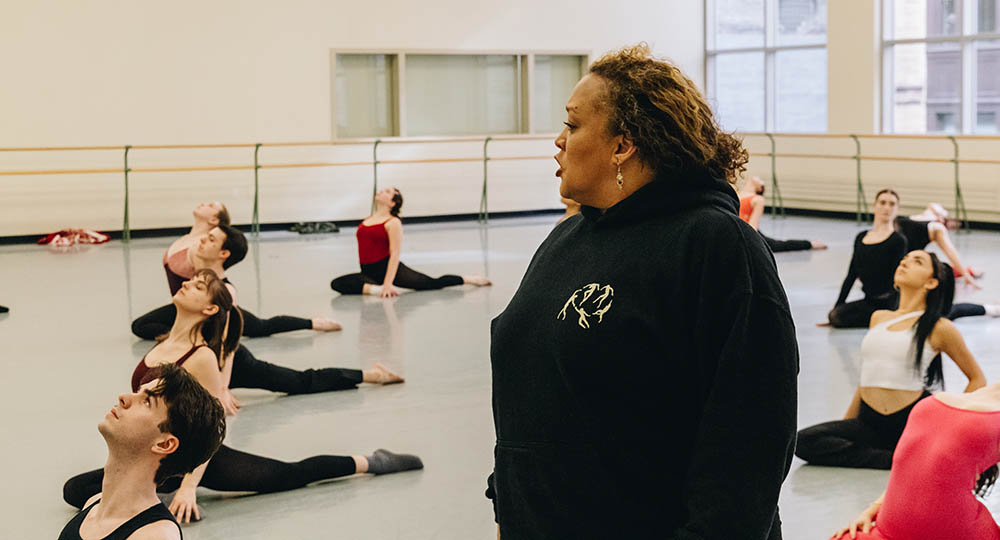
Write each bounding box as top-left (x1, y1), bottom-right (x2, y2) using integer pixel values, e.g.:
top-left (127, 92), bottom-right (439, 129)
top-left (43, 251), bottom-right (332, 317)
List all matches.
top-left (215, 204), bottom-right (231, 227)
top-left (166, 269), bottom-right (243, 367)
top-left (875, 188), bottom-right (900, 204)
top-left (588, 43), bottom-right (749, 184)
top-left (217, 224), bottom-right (247, 269)
top-left (149, 363), bottom-right (226, 484)
top-left (390, 189), bottom-right (403, 218)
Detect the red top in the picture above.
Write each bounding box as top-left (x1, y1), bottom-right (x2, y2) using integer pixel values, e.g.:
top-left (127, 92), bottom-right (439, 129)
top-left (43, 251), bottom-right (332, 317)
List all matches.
top-left (831, 396), bottom-right (1000, 540)
top-left (738, 195), bottom-right (756, 223)
top-left (356, 219), bottom-right (392, 264)
top-left (131, 344), bottom-right (205, 392)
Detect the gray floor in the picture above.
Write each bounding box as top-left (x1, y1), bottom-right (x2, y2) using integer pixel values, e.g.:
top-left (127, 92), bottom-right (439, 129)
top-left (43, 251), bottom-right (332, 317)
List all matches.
top-left (2, 214), bottom-right (999, 539)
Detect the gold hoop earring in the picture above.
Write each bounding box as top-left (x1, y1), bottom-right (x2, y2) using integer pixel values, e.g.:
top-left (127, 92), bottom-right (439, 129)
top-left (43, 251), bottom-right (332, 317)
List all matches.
top-left (616, 163), bottom-right (624, 191)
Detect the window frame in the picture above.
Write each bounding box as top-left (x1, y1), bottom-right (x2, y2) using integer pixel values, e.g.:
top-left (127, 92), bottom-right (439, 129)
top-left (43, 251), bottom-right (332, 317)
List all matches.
top-left (330, 49), bottom-right (589, 139)
top-left (881, 0), bottom-right (1000, 133)
top-left (705, 0), bottom-right (828, 133)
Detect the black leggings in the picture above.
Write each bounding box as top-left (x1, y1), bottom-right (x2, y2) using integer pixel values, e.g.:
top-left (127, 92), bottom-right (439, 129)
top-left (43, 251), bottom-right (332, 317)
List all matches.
top-left (330, 257), bottom-right (464, 295)
top-left (761, 234), bottom-right (812, 253)
top-left (829, 295), bottom-right (987, 329)
top-left (63, 445), bottom-right (357, 509)
top-left (230, 345), bottom-right (362, 394)
top-left (795, 392), bottom-right (930, 469)
top-left (131, 304), bottom-right (311, 340)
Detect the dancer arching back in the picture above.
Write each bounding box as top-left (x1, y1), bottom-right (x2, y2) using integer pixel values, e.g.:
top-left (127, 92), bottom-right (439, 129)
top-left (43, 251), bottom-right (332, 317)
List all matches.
top-left (330, 187), bottom-right (491, 297)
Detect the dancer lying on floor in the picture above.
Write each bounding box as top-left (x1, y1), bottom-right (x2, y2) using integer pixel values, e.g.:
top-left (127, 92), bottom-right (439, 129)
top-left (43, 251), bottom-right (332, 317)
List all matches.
top-left (64, 270), bottom-right (422, 523)
top-left (738, 175), bottom-right (826, 252)
top-left (137, 236), bottom-right (403, 414)
top-left (59, 364), bottom-right (225, 540)
top-left (798, 250), bottom-right (986, 469)
top-left (138, 200), bottom-right (340, 337)
top-left (330, 187), bottom-right (491, 298)
top-left (830, 384), bottom-right (1000, 540)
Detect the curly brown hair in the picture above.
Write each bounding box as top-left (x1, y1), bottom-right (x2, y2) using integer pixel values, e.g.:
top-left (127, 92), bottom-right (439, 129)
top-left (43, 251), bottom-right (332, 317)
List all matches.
top-left (588, 43), bottom-right (749, 185)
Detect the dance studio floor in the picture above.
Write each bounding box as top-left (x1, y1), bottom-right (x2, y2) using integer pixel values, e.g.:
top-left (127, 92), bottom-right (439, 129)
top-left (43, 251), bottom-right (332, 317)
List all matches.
top-left (3, 213), bottom-right (999, 539)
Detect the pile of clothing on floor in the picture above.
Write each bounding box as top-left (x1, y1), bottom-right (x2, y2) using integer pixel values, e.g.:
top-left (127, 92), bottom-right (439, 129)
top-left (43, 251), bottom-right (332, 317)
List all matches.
top-left (37, 229), bottom-right (110, 247)
top-left (289, 222), bottom-right (339, 234)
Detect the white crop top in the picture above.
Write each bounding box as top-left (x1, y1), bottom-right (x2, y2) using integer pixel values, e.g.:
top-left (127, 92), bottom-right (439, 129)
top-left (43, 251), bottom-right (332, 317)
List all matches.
top-left (859, 311), bottom-right (938, 391)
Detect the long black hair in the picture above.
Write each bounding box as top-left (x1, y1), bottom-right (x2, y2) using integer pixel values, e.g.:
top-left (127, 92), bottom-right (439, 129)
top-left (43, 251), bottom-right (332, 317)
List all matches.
top-left (389, 189), bottom-right (403, 218)
top-left (910, 252), bottom-right (954, 389)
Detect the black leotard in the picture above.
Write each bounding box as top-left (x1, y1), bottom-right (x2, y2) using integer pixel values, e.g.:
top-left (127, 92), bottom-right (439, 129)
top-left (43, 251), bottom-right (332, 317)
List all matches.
top-left (835, 231), bottom-right (908, 305)
top-left (58, 500), bottom-right (180, 540)
top-left (894, 216), bottom-right (931, 250)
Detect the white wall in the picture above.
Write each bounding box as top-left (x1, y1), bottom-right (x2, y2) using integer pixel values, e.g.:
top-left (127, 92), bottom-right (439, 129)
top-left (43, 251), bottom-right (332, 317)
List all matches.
top-left (0, 0), bottom-right (705, 236)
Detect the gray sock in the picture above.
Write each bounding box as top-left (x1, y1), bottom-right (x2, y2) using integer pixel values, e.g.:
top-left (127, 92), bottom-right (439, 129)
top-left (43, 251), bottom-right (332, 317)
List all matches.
top-left (366, 449), bottom-right (424, 475)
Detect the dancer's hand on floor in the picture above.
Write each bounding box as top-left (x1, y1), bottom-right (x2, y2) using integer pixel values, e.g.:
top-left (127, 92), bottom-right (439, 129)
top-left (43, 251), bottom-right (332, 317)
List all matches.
top-left (220, 389), bottom-right (241, 416)
top-left (168, 487), bottom-right (200, 523)
top-left (380, 283), bottom-right (399, 298)
top-left (961, 269), bottom-right (982, 290)
top-left (832, 503), bottom-right (879, 538)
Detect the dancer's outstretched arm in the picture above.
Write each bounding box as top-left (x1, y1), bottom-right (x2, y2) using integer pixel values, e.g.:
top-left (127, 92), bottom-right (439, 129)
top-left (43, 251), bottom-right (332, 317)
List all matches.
top-left (928, 222), bottom-right (979, 289)
top-left (832, 490), bottom-right (885, 539)
top-left (380, 218), bottom-right (403, 298)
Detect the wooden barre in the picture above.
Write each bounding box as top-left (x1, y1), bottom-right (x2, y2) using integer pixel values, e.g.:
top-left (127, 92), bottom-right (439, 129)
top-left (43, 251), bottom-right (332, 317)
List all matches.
top-left (0, 146), bottom-right (124, 152)
top-left (487, 156), bottom-right (553, 161)
top-left (131, 165), bottom-right (254, 173)
top-left (0, 168), bottom-right (120, 176)
top-left (130, 143), bottom-right (257, 150)
top-left (260, 161), bottom-right (373, 169)
top-left (378, 157), bottom-right (484, 165)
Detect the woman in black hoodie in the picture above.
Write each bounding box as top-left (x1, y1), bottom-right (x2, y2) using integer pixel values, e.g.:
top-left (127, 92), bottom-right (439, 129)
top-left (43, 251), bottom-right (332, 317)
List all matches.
top-left (487, 44), bottom-right (799, 540)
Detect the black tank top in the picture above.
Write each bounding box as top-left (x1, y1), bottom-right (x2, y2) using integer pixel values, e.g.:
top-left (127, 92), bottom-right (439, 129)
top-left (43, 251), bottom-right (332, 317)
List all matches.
top-left (58, 501), bottom-right (180, 540)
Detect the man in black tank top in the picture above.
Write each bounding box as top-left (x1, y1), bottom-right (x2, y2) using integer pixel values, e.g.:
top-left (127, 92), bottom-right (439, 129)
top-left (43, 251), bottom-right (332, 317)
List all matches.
top-left (59, 365), bottom-right (225, 539)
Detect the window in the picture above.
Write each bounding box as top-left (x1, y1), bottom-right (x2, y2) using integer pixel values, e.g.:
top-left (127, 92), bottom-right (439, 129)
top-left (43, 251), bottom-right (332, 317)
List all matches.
top-left (883, 0), bottom-right (1000, 133)
top-left (534, 55), bottom-right (584, 133)
top-left (706, 0), bottom-right (828, 133)
top-left (331, 52), bottom-right (587, 138)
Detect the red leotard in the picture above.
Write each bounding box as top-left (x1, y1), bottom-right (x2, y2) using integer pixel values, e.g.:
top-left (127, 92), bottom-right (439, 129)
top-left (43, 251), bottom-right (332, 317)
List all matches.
top-left (356, 219), bottom-right (392, 265)
top-left (163, 248), bottom-right (195, 296)
top-left (131, 344), bottom-right (205, 392)
top-left (832, 396), bottom-right (1000, 540)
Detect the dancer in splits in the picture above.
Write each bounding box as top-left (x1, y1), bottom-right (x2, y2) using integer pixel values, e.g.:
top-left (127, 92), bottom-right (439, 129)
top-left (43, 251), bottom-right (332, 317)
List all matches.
top-left (330, 187), bottom-right (491, 298)
top-left (63, 269), bottom-right (422, 523)
top-left (830, 385), bottom-right (1000, 539)
top-left (134, 228), bottom-right (402, 415)
top-left (826, 189), bottom-right (998, 328)
top-left (137, 201), bottom-right (340, 338)
top-left (738, 176), bottom-right (826, 252)
top-left (798, 250), bottom-right (987, 470)
top-left (895, 201), bottom-right (982, 287)
top-left (58, 364), bottom-right (225, 540)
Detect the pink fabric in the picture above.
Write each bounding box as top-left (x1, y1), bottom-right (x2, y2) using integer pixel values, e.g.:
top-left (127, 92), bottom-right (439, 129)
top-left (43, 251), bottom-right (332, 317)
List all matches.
top-left (37, 229), bottom-right (109, 246)
top-left (831, 396), bottom-right (1000, 540)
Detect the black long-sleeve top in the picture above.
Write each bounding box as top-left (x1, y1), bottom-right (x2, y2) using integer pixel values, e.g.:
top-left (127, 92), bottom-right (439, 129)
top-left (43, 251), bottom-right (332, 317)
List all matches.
top-left (835, 231), bottom-right (908, 306)
top-left (487, 172), bottom-right (799, 539)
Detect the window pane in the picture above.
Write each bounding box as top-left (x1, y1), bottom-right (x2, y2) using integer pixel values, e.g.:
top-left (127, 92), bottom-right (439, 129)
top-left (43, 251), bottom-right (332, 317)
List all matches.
top-left (976, 40), bottom-right (1000, 133)
top-left (890, 42), bottom-right (962, 133)
top-left (406, 55), bottom-right (520, 136)
top-left (714, 0), bottom-right (764, 49)
top-left (979, 0), bottom-right (999, 33)
top-left (776, 49), bottom-right (827, 132)
top-left (334, 54), bottom-right (395, 138)
top-left (712, 52), bottom-right (765, 132)
top-left (778, 0), bottom-right (827, 46)
top-left (892, 0), bottom-right (961, 39)
top-left (534, 55), bottom-right (583, 133)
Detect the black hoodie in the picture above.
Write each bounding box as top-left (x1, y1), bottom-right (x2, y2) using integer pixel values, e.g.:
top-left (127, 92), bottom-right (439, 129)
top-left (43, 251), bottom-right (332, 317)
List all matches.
top-left (487, 170), bottom-right (799, 539)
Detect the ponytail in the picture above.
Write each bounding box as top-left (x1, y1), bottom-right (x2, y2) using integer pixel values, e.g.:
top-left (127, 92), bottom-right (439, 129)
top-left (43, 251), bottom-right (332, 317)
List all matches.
top-left (911, 253), bottom-right (954, 389)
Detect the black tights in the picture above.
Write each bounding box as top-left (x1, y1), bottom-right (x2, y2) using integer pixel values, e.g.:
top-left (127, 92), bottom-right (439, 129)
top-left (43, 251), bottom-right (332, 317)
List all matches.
top-left (331, 258), bottom-right (463, 295)
top-left (131, 304), bottom-right (311, 339)
top-left (230, 345), bottom-right (362, 394)
top-left (828, 293), bottom-right (985, 329)
top-left (63, 445), bottom-right (357, 509)
top-left (761, 234), bottom-right (812, 253)
top-left (795, 392), bottom-right (930, 469)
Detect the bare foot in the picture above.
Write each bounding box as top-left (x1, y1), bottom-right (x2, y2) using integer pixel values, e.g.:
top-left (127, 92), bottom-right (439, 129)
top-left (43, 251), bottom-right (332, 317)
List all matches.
top-left (816, 321), bottom-right (831, 327)
top-left (810, 241), bottom-right (828, 250)
top-left (463, 275), bottom-right (492, 287)
top-left (312, 317), bottom-right (343, 332)
top-left (364, 363), bottom-right (405, 385)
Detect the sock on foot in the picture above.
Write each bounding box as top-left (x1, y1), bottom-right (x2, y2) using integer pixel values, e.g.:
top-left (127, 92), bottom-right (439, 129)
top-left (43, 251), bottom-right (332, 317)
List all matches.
top-left (366, 449), bottom-right (423, 475)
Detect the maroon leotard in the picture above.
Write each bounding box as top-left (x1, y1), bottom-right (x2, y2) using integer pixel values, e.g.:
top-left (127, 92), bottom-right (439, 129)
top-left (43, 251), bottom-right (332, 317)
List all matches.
top-left (131, 344), bottom-right (205, 392)
top-left (356, 219), bottom-right (391, 265)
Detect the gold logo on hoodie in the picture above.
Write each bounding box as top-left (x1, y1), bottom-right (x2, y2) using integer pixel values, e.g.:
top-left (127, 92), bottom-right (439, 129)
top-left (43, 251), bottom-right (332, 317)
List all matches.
top-left (558, 283), bottom-right (614, 329)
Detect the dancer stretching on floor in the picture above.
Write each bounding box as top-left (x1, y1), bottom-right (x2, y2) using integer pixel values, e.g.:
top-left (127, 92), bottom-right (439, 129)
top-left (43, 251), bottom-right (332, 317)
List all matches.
top-left (830, 384), bottom-right (1000, 539)
top-left (826, 189), bottom-right (998, 328)
top-left (136, 231), bottom-right (402, 415)
top-left (798, 250), bottom-right (987, 469)
top-left (895, 201), bottom-right (982, 287)
top-left (139, 201), bottom-right (340, 337)
top-left (64, 269), bottom-right (423, 523)
top-left (738, 176), bottom-right (826, 252)
top-left (330, 187), bottom-right (491, 298)
top-left (59, 365), bottom-right (225, 540)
